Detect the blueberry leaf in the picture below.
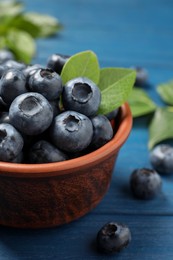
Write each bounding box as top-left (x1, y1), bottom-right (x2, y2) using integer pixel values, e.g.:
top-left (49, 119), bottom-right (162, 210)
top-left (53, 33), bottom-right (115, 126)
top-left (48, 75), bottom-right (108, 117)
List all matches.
top-left (157, 80), bottom-right (173, 105)
top-left (128, 88), bottom-right (157, 117)
top-left (61, 50), bottom-right (100, 84)
top-left (0, 0), bottom-right (23, 18)
top-left (22, 12), bottom-right (62, 38)
top-left (6, 29), bottom-right (35, 64)
top-left (9, 15), bottom-right (41, 38)
top-left (149, 107), bottom-right (173, 149)
top-left (98, 68), bottom-right (136, 114)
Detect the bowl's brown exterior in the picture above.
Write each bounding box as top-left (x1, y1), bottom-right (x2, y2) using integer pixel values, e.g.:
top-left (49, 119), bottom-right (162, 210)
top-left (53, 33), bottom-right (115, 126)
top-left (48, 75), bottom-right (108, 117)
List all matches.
top-left (0, 103), bottom-right (132, 228)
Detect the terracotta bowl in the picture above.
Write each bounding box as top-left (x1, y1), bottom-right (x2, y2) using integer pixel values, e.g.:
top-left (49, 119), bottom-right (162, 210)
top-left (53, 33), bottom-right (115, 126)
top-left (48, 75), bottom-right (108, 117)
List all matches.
top-left (0, 102), bottom-right (132, 228)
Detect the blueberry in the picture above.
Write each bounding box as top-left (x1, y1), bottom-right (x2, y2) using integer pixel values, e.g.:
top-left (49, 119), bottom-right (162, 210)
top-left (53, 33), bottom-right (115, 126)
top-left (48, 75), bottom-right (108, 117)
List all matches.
top-left (4, 60), bottom-right (26, 71)
top-left (0, 65), bottom-right (7, 79)
top-left (150, 144), bottom-right (173, 175)
top-left (49, 99), bottom-right (61, 117)
top-left (97, 222), bottom-right (131, 254)
top-left (23, 64), bottom-right (43, 80)
top-left (28, 68), bottom-right (63, 100)
top-left (50, 110), bottom-right (93, 153)
top-left (132, 66), bottom-right (148, 86)
top-left (0, 123), bottom-right (23, 162)
top-left (105, 107), bottom-right (119, 121)
top-left (47, 53), bottom-right (70, 74)
top-left (130, 168), bottom-right (162, 199)
top-left (0, 49), bottom-right (14, 64)
top-left (0, 69), bottom-right (27, 104)
top-left (9, 92), bottom-right (53, 135)
top-left (0, 112), bottom-right (10, 124)
top-left (0, 97), bottom-right (8, 111)
top-left (90, 115), bottom-right (113, 150)
top-left (10, 151), bottom-right (23, 163)
top-left (62, 77), bottom-right (101, 117)
top-left (28, 140), bottom-right (68, 163)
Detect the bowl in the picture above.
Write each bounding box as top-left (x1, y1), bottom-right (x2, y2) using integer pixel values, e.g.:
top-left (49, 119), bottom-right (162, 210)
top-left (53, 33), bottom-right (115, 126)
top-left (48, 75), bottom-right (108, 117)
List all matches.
top-left (0, 102), bottom-right (132, 228)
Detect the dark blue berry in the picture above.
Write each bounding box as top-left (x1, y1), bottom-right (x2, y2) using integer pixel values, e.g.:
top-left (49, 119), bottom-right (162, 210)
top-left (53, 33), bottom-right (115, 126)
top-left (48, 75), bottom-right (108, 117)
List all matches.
top-left (28, 68), bottom-right (63, 101)
top-left (97, 222), bottom-right (131, 254)
top-left (0, 112), bottom-right (10, 124)
top-left (105, 107), bottom-right (119, 121)
top-left (132, 66), bottom-right (148, 86)
top-left (47, 53), bottom-right (70, 74)
top-left (50, 110), bottom-right (93, 153)
top-left (4, 60), bottom-right (26, 70)
top-left (0, 97), bottom-right (8, 111)
top-left (49, 99), bottom-right (61, 117)
top-left (0, 123), bottom-right (24, 162)
top-left (62, 77), bottom-right (101, 117)
top-left (23, 64), bottom-right (43, 80)
top-left (0, 49), bottom-right (14, 64)
top-left (90, 115), bottom-right (113, 150)
top-left (9, 92), bottom-right (53, 135)
top-left (28, 140), bottom-right (68, 163)
top-left (130, 168), bottom-right (162, 199)
top-left (150, 144), bottom-right (173, 175)
top-left (0, 65), bottom-right (7, 79)
top-left (10, 151), bottom-right (23, 163)
top-left (0, 69), bottom-right (27, 104)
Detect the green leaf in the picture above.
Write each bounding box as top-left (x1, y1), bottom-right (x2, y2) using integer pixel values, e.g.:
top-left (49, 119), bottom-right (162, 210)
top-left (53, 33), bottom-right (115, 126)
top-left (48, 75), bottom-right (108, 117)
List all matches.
top-left (61, 50), bottom-right (100, 84)
top-left (0, 37), bottom-right (6, 49)
top-left (157, 80), bottom-right (173, 105)
top-left (149, 106), bottom-right (173, 149)
top-left (9, 15), bottom-right (41, 38)
top-left (128, 88), bottom-right (157, 117)
top-left (22, 12), bottom-right (62, 38)
top-left (0, 0), bottom-right (23, 18)
top-left (98, 68), bottom-right (136, 114)
top-left (6, 29), bottom-right (36, 64)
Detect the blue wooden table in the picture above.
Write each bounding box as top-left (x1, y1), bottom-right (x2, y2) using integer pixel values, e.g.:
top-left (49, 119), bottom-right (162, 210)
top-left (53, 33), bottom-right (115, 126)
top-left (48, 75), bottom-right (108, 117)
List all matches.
top-left (1, 0), bottom-right (173, 259)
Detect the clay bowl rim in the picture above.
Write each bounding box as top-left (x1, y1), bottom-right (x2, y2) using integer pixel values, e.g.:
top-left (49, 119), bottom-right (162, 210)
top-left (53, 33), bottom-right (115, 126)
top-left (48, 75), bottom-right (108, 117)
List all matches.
top-left (0, 102), bottom-right (132, 178)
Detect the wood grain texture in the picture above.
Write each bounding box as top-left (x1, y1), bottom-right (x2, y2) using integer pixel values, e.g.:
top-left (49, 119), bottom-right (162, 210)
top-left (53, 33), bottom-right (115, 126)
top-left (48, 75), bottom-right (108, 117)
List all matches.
top-left (0, 0), bottom-right (173, 259)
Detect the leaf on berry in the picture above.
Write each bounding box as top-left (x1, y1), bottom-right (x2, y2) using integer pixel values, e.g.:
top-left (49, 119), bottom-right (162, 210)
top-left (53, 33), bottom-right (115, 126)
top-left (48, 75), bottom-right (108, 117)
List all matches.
top-left (128, 88), bottom-right (156, 117)
top-left (98, 68), bottom-right (136, 115)
top-left (157, 80), bottom-right (173, 105)
top-left (6, 29), bottom-right (36, 64)
top-left (61, 50), bottom-right (100, 85)
top-left (149, 107), bottom-right (173, 149)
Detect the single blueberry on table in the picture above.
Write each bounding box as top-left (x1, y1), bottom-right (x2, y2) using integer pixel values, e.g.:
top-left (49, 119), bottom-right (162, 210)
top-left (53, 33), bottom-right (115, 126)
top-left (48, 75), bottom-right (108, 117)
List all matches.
top-left (0, 123), bottom-right (24, 162)
top-left (9, 92), bottom-right (53, 135)
top-left (50, 110), bottom-right (93, 153)
top-left (130, 168), bottom-right (162, 199)
top-left (0, 49), bottom-right (14, 64)
top-left (0, 69), bottom-right (27, 104)
top-left (97, 222), bottom-right (131, 254)
top-left (47, 53), bottom-right (70, 74)
top-left (150, 144), bottom-right (173, 175)
top-left (62, 77), bottom-right (101, 117)
top-left (28, 68), bottom-right (63, 101)
top-left (28, 140), bottom-right (68, 163)
top-left (90, 114), bottom-right (113, 150)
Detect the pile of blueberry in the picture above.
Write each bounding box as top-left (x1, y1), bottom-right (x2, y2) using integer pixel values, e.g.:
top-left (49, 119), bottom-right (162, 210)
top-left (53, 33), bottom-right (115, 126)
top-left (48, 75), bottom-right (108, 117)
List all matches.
top-left (0, 49), bottom-right (115, 164)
